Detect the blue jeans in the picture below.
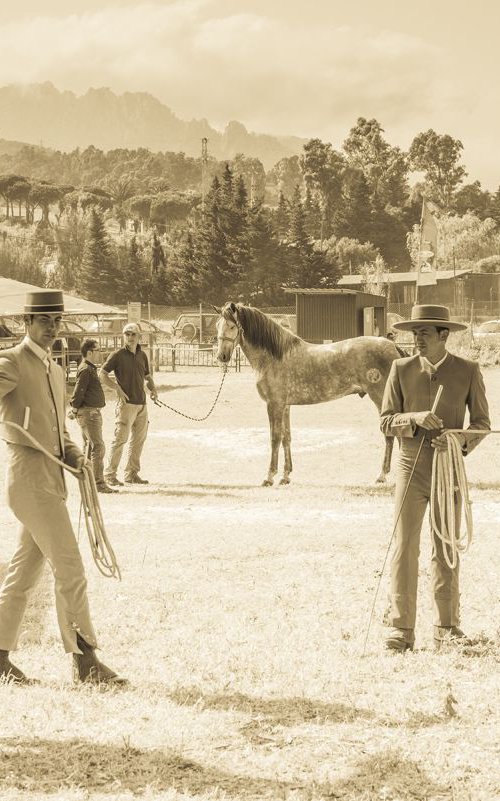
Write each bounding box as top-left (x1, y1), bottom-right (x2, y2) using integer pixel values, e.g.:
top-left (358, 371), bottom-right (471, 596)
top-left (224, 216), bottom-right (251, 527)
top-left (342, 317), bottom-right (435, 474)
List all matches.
top-left (76, 407), bottom-right (106, 484)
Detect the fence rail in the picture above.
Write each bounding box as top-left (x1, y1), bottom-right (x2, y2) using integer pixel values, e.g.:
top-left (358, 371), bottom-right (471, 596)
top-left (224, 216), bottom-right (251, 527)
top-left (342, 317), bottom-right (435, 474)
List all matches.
top-left (157, 343), bottom-right (248, 372)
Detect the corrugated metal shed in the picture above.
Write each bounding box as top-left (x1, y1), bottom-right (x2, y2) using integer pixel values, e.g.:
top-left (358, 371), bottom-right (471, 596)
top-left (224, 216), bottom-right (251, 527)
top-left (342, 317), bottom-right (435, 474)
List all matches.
top-left (284, 288), bottom-right (387, 343)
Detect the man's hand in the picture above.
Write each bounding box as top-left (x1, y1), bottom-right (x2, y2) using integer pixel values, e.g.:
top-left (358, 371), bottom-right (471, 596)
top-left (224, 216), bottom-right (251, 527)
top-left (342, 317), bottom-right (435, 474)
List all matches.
top-left (67, 407), bottom-right (76, 420)
top-left (431, 431), bottom-right (466, 452)
top-left (412, 411), bottom-right (443, 430)
top-left (150, 390), bottom-right (158, 402)
top-left (116, 386), bottom-right (129, 402)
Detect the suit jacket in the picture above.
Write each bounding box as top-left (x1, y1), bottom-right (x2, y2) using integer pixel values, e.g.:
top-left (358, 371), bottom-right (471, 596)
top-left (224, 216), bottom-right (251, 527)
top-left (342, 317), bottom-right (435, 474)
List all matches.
top-left (380, 353), bottom-right (490, 455)
top-left (0, 340), bottom-right (82, 497)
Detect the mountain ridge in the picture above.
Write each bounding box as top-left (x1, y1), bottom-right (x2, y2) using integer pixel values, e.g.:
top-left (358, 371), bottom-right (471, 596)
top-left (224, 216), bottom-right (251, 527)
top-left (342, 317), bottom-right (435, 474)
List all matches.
top-left (0, 82), bottom-right (306, 169)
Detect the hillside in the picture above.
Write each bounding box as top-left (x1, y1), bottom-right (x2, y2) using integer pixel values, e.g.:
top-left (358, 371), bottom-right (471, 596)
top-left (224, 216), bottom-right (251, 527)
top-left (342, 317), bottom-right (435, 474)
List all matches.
top-left (0, 82), bottom-right (306, 169)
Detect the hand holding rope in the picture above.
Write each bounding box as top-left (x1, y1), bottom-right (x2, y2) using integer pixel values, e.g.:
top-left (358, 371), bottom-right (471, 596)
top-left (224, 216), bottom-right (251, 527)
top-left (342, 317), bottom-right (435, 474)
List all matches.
top-left (0, 421), bottom-right (121, 580)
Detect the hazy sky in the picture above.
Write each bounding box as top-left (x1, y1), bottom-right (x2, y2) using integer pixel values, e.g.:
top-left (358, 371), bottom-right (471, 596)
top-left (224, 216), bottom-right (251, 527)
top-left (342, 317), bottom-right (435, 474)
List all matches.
top-left (1, 0), bottom-right (499, 188)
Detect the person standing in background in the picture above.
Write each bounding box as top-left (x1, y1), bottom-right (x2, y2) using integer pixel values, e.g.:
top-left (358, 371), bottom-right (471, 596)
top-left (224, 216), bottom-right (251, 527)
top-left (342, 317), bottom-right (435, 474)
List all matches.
top-left (69, 338), bottom-right (116, 494)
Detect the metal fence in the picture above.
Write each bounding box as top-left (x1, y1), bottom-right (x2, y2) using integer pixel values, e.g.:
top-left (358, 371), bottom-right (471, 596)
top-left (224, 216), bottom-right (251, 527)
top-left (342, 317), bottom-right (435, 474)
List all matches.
top-left (157, 343), bottom-right (249, 372)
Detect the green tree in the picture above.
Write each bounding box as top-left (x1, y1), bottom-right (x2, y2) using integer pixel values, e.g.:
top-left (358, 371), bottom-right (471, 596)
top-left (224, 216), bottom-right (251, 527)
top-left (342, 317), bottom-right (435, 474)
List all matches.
top-left (343, 118), bottom-right (408, 208)
top-left (409, 130), bottom-right (466, 209)
top-left (300, 139), bottom-right (345, 238)
top-left (77, 208), bottom-right (118, 302)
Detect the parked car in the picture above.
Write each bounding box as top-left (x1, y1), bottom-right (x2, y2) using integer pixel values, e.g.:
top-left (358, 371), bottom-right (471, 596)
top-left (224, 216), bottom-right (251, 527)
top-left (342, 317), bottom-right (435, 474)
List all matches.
top-left (51, 319), bottom-right (86, 372)
top-left (476, 319), bottom-right (500, 335)
top-left (86, 317), bottom-right (163, 335)
top-left (172, 312), bottom-right (219, 344)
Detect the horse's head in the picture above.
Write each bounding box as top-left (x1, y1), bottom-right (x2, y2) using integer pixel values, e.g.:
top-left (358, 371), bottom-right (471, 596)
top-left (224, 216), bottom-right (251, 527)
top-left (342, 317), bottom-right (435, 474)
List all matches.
top-left (214, 302), bottom-right (242, 363)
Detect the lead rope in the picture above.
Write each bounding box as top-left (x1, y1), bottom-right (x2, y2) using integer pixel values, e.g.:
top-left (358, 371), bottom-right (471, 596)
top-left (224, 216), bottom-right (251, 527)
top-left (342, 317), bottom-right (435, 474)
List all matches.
top-left (0, 422), bottom-right (121, 580)
top-left (153, 364), bottom-right (228, 421)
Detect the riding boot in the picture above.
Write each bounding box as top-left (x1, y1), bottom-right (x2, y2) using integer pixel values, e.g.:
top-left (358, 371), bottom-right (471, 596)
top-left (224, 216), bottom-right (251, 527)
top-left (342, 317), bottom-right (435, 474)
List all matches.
top-left (0, 649), bottom-right (30, 684)
top-left (72, 634), bottom-right (128, 686)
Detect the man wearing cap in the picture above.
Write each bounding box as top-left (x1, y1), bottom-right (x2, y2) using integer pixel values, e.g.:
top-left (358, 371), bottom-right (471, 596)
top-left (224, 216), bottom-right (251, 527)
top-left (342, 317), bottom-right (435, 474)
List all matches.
top-left (380, 304), bottom-right (490, 652)
top-left (100, 322), bottom-right (158, 486)
top-left (0, 290), bottom-right (126, 684)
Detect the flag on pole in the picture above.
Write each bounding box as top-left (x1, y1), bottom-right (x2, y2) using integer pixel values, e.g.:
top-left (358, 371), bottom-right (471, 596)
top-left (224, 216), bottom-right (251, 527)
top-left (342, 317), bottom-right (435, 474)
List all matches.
top-left (417, 199), bottom-right (438, 287)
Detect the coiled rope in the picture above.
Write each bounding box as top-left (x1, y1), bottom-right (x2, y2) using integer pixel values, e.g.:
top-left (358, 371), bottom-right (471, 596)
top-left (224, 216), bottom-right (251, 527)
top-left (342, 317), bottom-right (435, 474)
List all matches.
top-left (0, 422), bottom-right (121, 580)
top-left (430, 432), bottom-right (473, 569)
top-left (430, 427), bottom-right (500, 569)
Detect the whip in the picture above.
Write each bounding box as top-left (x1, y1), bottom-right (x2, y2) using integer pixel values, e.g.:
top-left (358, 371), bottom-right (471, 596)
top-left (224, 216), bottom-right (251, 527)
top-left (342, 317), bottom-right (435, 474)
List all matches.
top-left (0, 422), bottom-right (121, 580)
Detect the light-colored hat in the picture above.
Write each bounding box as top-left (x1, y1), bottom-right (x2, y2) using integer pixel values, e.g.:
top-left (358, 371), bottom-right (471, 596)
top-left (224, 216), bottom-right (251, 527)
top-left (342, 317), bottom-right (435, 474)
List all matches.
top-left (24, 290), bottom-right (76, 315)
top-left (392, 304), bottom-right (467, 332)
top-left (122, 322), bottom-right (140, 334)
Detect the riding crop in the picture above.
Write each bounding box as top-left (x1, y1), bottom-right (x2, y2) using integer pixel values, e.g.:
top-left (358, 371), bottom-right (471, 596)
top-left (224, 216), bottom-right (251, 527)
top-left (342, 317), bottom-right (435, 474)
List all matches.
top-left (0, 422), bottom-right (121, 580)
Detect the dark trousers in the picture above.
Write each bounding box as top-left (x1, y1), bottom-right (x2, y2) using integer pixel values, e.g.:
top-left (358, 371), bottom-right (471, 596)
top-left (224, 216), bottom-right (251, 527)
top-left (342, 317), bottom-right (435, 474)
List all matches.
top-left (389, 443), bottom-right (461, 630)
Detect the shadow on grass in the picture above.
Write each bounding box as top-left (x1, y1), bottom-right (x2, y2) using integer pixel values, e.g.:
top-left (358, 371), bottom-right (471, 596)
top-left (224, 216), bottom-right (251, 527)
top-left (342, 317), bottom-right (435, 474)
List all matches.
top-left (169, 686), bottom-right (376, 725)
top-left (118, 486), bottom-right (239, 499)
top-left (0, 738), bottom-right (450, 799)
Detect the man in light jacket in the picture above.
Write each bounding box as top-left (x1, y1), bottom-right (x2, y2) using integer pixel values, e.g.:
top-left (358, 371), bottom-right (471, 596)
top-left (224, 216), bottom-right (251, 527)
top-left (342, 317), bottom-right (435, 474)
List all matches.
top-left (0, 290), bottom-right (126, 685)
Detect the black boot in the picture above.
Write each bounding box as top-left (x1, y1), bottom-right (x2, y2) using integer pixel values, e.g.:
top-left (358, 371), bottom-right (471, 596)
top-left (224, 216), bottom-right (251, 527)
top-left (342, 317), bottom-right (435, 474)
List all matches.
top-left (72, 635), bottom-right (128, 686)
top-left (0, 649), bottom-right (30, 684)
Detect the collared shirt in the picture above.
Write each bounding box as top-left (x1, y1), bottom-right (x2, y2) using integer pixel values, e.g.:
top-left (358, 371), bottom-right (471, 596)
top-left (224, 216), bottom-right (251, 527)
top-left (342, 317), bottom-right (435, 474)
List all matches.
top-left (23, 335), bottom-right (50, 371)
top-left (420, 352), bottom-right (449, 372)
top-left (70, 359), bottom-right (106, 409)
top-left (101, 345), bottom-right (150, 405)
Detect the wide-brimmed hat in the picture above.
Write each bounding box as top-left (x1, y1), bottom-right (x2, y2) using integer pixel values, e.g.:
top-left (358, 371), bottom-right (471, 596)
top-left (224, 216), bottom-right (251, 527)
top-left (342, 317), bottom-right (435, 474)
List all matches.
top-left (392, 304), bottom-right (468, 332)
top-left (24, 290), bottom-right (76, 315)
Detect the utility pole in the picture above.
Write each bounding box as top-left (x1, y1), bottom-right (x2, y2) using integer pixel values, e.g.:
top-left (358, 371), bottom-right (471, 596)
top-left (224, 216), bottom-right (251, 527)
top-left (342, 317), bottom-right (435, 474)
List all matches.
top-left (201, 137), bottom-right (208, 211)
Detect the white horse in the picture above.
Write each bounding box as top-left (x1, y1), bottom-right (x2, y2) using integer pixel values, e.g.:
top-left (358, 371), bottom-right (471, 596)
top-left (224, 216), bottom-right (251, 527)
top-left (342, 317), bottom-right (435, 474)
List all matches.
top-left (215, 301), bottom-right (401, 486)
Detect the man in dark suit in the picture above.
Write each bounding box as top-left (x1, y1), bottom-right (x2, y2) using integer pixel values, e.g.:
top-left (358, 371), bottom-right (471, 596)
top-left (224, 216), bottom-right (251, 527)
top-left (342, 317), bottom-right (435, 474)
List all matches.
top-left (380, 305), bottom-right (490, 652)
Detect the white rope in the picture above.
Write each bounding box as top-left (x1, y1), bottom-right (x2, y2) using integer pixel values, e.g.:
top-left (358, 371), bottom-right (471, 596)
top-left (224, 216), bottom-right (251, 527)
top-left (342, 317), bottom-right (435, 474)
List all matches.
top-left (0, 421), bottom-right (121, 580)
top-left (430, 432), bottom-right (473, 569)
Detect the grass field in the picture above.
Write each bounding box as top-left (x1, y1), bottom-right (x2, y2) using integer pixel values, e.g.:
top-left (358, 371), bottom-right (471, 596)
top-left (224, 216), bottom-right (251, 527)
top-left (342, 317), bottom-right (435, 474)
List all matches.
top-left (1, 364), bottom-right (499, 801)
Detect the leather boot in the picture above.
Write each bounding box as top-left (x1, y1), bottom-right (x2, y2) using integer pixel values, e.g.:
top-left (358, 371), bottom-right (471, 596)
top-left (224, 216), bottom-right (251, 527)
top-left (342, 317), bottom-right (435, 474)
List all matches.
top-left (0, 649), bottom-right (30, 684)
top-left (72, 634), bottom-right (128, 686)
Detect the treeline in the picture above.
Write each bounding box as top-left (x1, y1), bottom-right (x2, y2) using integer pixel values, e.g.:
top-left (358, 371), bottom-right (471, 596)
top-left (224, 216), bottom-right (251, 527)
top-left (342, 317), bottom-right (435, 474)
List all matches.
top-left (1, 117), bottom-right (500, 305)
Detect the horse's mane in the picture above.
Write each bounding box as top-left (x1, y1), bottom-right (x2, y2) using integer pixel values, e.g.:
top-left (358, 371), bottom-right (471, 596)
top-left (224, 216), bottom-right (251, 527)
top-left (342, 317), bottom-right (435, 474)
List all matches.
top-left (224, 303), bottom-right (301, 360)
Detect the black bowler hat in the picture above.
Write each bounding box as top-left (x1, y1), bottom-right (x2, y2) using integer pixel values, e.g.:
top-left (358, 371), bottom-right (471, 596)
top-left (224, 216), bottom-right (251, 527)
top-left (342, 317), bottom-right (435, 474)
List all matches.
top-left (24, 290), bottom-right (75, 315)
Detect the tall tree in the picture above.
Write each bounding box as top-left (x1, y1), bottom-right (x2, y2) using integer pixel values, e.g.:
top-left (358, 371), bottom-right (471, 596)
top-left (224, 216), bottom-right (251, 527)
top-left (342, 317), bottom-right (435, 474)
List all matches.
top-left (77, 208), bottom-right (118, 302)
top-left (343, 117), bottom-right (408, 208)
top-left (409, 130), bottom-right (466, 210)
top-left (300, 139), bottom-right (345, 238)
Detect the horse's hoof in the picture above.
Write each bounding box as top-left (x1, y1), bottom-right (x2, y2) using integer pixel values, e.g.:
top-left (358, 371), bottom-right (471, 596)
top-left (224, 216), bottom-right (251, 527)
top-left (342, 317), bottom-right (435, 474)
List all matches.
top-left (279, 477), bottom-right (290, 485)
top-left (375, 474), bottom-right (387, 484)
top-left (262, 479), bottom-right (274, 487)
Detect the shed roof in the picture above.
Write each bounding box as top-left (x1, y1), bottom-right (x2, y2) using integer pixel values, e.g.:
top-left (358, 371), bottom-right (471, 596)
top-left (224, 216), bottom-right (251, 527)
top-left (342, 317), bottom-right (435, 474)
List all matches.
top-left (283, 287), bottom-right (357, 295)
top-left (338, 269), bottom-right (471, 287)
top-left (0, 277), bottom-right (122, 317)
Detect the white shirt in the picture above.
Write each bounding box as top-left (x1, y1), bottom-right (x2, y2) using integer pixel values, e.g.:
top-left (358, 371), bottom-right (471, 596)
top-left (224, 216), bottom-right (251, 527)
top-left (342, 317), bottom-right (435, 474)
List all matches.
top-left (420, 352), bottom-right (448, 373)
top-left (23, 335), bottom-right (51, 372)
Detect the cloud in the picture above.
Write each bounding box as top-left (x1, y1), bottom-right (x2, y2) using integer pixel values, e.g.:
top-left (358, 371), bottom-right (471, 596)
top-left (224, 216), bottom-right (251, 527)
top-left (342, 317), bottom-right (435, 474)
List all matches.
top-left (0, 2), bottom-right (443, 135)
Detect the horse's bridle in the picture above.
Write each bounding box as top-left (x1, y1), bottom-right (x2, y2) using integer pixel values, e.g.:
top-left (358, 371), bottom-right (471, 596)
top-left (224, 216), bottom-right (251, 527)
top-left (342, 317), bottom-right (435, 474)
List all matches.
top-left (217, 308), bottom-right (244, 347)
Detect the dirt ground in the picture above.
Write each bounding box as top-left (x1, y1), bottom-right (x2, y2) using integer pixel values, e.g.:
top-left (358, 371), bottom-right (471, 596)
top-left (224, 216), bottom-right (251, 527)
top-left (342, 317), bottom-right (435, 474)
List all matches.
top-left (0, 364), bottom-right (499, 800)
